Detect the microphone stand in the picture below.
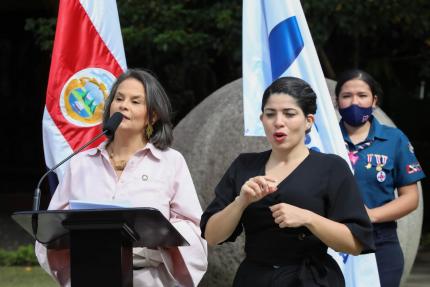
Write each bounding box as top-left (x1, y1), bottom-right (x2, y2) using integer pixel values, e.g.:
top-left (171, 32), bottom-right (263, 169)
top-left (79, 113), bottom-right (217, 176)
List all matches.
top-left (31, 112), bottom-right (122, 238)
top-left (33, 130), bottom-right (108, 211)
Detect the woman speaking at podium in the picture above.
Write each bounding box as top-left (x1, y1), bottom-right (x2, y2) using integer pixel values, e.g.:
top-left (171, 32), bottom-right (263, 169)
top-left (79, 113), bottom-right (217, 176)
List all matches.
top-left (35, 69), bottom-right (208, 287)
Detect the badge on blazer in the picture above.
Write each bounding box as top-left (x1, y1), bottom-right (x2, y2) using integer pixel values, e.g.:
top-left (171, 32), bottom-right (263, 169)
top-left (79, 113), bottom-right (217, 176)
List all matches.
top-left (376, 170), bottom-right (386, 182)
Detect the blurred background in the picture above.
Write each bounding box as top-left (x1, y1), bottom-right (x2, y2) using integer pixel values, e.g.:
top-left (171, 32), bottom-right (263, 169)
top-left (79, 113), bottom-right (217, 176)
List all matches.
top-left (0, 0), bottom-right (429, 253)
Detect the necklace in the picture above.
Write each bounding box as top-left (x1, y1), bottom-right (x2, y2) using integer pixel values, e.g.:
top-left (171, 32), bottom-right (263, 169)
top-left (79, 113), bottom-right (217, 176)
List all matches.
top-left (108, 149), bottom-right (127, 171)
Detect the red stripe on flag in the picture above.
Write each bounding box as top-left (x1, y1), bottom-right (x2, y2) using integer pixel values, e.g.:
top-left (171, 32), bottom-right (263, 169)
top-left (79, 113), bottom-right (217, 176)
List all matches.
top-left (45, 0), bottom-right (124, 150)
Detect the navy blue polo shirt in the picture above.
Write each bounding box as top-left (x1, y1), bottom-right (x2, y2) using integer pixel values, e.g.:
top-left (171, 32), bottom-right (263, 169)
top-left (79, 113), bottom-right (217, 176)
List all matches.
top-left (340, 117), bottom-right (425, 208)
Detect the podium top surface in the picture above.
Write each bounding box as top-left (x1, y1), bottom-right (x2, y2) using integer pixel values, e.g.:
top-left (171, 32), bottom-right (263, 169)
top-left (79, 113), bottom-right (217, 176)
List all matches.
top-left (12, 208), bottom-right (189, 249)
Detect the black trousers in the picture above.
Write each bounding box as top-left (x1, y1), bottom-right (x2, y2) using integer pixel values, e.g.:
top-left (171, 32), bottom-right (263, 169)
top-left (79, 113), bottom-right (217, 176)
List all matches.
top-left (373, 222), bottom-right (404, 287)
top-left (233, 255), bottom-right (344, 287)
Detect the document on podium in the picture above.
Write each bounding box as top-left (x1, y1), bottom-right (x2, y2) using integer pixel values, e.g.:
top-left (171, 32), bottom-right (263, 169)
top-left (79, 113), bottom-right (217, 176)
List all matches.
top-left (69, 200), bottom-right (131, 210)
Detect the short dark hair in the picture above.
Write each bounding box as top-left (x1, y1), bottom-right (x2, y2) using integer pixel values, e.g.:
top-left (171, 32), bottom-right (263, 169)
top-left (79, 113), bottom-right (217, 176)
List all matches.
top-left (261, 76), bottom-right (317, 116)
top-left (335, 69), bottom-right (383, 102)
top-left (103, 68), bottom-right (173, 150)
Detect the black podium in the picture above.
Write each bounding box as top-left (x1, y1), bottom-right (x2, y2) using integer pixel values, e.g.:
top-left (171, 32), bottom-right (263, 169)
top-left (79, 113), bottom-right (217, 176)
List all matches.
top-left (12, 208), bottom-right (189, 287)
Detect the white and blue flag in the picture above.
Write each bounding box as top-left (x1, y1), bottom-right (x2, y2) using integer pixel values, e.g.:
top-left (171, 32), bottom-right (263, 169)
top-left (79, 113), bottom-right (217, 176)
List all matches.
top-left (243, 0), bottom-right (345, 158)
top-left (242, 1), bottom-right (380, 286)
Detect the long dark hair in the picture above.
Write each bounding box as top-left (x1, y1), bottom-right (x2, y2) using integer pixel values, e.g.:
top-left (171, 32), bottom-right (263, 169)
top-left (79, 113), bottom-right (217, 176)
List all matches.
top-left (103, 68), bottom-right (173, 150)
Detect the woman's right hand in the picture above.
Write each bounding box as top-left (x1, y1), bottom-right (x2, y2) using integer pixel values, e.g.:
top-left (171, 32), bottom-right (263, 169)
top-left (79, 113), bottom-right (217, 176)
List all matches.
top-left (236, 176), bottom-right (278, 207)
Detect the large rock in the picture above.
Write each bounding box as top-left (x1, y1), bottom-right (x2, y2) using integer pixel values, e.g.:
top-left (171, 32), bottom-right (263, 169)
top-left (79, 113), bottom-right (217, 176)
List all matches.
top-left (172, 78), bottom-right (423, 287)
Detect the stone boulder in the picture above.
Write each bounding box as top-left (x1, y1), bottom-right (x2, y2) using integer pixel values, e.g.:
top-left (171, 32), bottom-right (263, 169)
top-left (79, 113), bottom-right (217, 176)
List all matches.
top-left (172, 78), bottom-right (423, 287)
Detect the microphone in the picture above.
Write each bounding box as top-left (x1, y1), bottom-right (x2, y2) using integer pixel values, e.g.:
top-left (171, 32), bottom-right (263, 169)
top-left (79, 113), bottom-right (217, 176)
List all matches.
top-left (103, 112), bottom-right (123, 140)
top-left (32, 112), bottom-right (123, 211)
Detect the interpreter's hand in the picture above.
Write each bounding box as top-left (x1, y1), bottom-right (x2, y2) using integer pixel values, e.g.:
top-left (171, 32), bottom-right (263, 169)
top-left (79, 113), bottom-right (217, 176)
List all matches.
top-left (47, 248), bottom-right (70, 286)
top-left (237, 176), bottom-right (277, 207)
top-left (270, 203), bottom-right (312, 228)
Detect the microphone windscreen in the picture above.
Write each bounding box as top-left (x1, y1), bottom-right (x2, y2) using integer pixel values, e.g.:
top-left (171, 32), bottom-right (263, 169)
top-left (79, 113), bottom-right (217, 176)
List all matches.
top-left (103, 112), bottom-right (123, 138)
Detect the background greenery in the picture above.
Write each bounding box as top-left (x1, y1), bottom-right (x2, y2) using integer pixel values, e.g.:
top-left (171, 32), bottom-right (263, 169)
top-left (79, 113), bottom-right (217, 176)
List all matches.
top-left (22, 2), bottom-right (430, 223)
top-left (0, 267), bottom-right (56, 287)
top-left (0, 0), bottom-right (428, 224)
top-left (0, 245), bottom-right (55, 287)
top-left (0, 0), bottom-right (429, 284)
top-left (0, 245), bottom-right (37, 266)
top-left (24, 0), bottom-right (430, 125)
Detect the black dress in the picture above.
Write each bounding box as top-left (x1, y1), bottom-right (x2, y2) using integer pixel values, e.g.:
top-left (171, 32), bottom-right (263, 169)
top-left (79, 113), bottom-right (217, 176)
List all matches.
top-left (200, 150), bottom-right (375, 287)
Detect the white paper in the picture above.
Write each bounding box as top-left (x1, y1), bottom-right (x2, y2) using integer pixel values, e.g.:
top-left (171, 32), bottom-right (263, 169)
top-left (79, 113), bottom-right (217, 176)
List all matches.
top-left (69, 199), bottom-right (131, 210)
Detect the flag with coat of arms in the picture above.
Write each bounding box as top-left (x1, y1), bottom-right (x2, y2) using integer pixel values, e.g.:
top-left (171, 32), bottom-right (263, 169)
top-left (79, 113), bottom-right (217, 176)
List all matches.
top-left (242, 0), bottom-right (380, 286)
top-left (43, 0), bottom-right (127, 183)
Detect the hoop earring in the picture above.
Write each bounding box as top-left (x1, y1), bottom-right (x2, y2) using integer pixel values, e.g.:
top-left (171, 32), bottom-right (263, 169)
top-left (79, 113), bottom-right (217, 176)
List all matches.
top-left (146, 123), bottom-right (153, 139)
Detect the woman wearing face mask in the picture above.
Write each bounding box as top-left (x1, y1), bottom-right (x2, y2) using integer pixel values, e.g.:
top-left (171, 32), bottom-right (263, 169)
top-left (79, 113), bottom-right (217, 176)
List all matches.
top-left (201, 77), bottom-right (374, 286)
top-left (335, 69), bottom-right (426, 287)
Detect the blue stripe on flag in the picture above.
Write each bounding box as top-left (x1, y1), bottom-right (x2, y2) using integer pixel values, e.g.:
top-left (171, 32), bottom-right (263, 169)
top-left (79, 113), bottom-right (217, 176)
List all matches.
top-left (268, 16), bottom-right (304, 80)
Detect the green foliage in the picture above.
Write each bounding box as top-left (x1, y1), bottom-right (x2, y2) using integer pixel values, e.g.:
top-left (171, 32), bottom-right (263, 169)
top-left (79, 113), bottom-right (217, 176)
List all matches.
top-left (116, 0), bottom-right (242, 120)
top-left (0, 245), bottom-right (38, 266)
top-left (303, 0), bottom-right (430, 72)
top-left (302, 0), bottom-right (430, 113)
top-left (24, 18), bottom-right (56, 52)
top-left (0, 266), bottom-right (57, 287)
top-left (24, 1), bottom-right (430, 121)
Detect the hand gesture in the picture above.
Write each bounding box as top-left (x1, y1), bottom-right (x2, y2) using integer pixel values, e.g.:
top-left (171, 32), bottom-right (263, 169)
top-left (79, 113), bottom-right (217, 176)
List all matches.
top-left (270, 203), bottom-right (311, 228)
top-left (237, 176), bottom-right (277, 207)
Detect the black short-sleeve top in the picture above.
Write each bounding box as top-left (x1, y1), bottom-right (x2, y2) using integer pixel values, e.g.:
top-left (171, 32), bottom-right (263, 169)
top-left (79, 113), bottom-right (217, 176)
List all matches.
top-left (201, 150), bottom-right (374, 265)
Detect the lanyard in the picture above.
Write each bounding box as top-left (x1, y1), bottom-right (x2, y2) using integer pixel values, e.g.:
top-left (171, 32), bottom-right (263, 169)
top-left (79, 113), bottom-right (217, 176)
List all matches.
top-left (345, 140), bottom-right (373, 168)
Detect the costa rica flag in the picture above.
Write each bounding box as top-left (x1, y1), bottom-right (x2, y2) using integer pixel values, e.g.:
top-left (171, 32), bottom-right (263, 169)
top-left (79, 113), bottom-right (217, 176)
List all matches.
top-left (43, 0), bottom-right (127, 183)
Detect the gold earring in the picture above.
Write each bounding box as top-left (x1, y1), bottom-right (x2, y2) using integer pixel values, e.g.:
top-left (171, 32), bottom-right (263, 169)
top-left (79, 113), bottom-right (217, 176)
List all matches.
top-left (146, 123), bottom-right (153, 139)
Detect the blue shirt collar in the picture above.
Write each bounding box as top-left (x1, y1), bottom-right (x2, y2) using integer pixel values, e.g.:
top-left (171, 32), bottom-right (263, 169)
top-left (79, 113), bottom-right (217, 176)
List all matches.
top-left (340, 116), bottom-right (389, 146)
